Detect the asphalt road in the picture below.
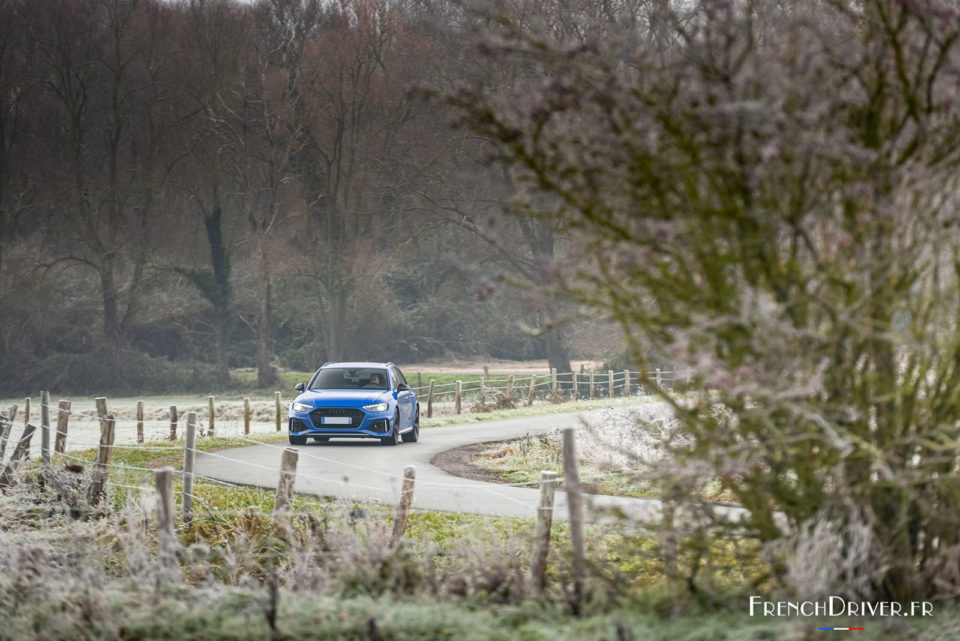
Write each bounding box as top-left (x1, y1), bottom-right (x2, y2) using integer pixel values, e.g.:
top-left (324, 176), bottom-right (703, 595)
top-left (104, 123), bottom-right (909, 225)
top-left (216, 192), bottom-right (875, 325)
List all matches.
top-left (193, 410), bottom-right (677, 522)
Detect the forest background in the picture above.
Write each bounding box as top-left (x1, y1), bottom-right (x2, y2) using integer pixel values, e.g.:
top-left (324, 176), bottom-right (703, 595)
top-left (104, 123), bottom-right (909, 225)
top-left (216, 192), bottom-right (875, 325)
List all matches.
top-left (0, 0), bottom-right (620, 397)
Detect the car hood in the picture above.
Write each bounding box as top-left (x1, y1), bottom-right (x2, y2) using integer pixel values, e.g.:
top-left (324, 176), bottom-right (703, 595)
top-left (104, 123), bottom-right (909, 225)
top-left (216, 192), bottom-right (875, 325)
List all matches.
top-left (295, 389), bottom-right (392, 407)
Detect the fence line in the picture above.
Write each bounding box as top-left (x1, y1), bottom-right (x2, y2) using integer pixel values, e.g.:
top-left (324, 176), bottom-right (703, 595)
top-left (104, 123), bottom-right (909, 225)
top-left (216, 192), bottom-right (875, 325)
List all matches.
top-left (19, 366), bottom-right (686, 446)
top-left (24, 438), bottom-right (653, 519)
top-left (4, 374), bottom-right (680, 526)
top-left (8, 419), bottom-right (674, 599)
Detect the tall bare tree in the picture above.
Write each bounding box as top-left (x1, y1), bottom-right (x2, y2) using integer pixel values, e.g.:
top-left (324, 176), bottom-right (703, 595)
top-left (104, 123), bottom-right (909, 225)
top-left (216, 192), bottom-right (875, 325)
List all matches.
top-left (173, 0), bottom-right (251, 384)
top-left (286, 0), bottom-right (425, 361)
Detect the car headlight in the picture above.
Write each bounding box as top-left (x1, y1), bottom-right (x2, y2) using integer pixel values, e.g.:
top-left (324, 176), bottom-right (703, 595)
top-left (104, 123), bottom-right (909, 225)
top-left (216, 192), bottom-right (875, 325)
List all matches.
top-left (290, 401), bottom-right (312, 412)
top-left (362, 402), bottom-right (389, 412)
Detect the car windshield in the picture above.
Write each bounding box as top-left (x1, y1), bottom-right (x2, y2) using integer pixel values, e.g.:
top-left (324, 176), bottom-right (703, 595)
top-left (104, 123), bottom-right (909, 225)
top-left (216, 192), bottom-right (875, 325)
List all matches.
top-left (310, 368), bottom-right (389, 391)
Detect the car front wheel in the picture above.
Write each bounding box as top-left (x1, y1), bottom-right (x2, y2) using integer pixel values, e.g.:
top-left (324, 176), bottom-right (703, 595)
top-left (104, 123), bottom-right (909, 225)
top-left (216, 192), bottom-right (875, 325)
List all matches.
top-left (401, 406), bottom-right (419, 443)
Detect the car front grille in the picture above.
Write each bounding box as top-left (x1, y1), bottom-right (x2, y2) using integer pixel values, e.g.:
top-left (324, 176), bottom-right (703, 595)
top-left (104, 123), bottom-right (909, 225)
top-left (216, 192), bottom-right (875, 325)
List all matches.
top-left (309, 407), bottom-right (366, 428)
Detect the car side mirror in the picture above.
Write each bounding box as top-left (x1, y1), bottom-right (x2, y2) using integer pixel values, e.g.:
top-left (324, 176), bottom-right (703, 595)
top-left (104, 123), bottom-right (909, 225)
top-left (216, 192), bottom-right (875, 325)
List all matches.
top-left (397, 383), bottom-right (410, 392)
top-left (295, 382), bottom-right (305, 392)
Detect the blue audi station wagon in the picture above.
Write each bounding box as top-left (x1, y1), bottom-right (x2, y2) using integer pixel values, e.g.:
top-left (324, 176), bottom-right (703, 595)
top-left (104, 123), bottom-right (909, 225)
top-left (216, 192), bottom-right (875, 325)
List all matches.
top-left (288, 362), bottom-right (419, 446)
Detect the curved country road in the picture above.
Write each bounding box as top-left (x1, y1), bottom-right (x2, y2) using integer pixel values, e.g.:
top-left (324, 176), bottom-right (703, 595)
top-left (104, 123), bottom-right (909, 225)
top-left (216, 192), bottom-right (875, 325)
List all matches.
top-left (195, 410), bottom-right (743, 523)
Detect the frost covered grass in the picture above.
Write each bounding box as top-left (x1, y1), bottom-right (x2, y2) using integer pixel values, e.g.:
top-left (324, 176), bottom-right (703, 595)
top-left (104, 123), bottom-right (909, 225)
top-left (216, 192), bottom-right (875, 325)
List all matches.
top-left (0, 472), bottom-right (661, 639)
top-left (421, 395), bottom-right (640, 428)
top-left (0, 483), bottom-right (953, 641)
top-left (2, 440), bottom-right (956, 639)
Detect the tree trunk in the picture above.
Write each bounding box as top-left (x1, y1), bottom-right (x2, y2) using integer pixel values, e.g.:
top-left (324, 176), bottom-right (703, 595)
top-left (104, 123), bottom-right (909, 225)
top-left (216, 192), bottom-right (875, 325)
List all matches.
top-left (324, 285), bottom-right (349, 362)
top-left (255, 237), bottom-right (277, 387)
top-left (214, 311), bottom-right (230, 385)
top-left (99, 257), bottom-right (121, 342)
top-left (199, 204), bottom-right (232, 385)
top-left (543, 316), bottom-right (572, 374)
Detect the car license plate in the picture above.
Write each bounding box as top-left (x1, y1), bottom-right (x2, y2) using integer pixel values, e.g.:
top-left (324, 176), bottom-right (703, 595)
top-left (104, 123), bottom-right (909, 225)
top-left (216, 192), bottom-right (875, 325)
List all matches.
top-left (322, 416), bottom-right (351, 425)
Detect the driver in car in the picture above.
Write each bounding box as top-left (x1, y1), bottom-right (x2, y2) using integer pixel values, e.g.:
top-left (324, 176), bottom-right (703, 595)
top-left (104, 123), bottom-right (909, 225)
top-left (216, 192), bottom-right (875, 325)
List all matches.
top-left (364, 373), bottom-right (383, 388)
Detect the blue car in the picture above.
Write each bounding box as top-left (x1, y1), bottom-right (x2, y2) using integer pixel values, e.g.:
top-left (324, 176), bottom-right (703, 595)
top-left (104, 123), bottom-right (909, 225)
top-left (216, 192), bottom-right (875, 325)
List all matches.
top-left (288, 362), bottom-right (420, 446)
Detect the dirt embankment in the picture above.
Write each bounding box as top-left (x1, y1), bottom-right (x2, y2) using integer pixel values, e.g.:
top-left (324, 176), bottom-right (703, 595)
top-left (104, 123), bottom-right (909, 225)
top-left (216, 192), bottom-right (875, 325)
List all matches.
top-left (430, 442), bottom-right (507, 484)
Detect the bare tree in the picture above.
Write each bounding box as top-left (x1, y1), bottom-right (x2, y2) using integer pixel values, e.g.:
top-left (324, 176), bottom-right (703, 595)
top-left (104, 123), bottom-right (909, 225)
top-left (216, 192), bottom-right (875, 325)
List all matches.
top-left (285, 0), bottom-right (427, 361)
top-left (21, 0), bottom-right (175, 343)
top-left (0, 0), bottom-right (33, 296)
top-left (173, 0), bottom-right (252, 384)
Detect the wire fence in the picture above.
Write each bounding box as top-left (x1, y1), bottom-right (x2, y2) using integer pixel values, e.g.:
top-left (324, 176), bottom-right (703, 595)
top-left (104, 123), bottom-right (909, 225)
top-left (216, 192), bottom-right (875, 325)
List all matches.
top-left (0, 425), bottom-right (670, 559)
top-left (39, 435), bottom-right (651, 516)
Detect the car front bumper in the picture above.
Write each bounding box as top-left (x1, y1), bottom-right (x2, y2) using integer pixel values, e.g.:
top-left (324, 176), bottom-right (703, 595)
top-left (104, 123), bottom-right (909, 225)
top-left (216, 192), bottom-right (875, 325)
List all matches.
top-left (288, 406), bottom-right (393, 438)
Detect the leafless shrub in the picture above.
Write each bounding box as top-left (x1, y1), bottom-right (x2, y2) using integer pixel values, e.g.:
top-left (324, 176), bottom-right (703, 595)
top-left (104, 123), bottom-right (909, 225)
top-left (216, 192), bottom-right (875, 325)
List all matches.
top-left (777, 505), bottom-right (876, 601)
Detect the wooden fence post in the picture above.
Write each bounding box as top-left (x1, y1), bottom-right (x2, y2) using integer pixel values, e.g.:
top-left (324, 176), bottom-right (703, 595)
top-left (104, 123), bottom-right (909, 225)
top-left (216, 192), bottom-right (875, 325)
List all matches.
top-left (275, 392), bottom-right (282, 431)
top-left (624, 370), bottom-right (631, 397)
top-left (571, 372), bottom-right (578, 401)
top-left (589, 370), bottom-right (595, 399)
top-left (88, 416), bottom-right (116, 505)
top-left (562, 427), bottom-right (586, 608)
top-left (426, 380), bottom-right (435, 418)
top-left (455, 381), bottom-right (462, 415)
top-left (155, 467), bottom-right (177, 567)
top-left (0, 407), bottom-right (14, 460)
top-left (55, 400), bottom-right (71, 454)
top-left (136, 400), bottom-right (144, 443)
top-left (417, 371), bottom-right (423, 389)
top-left (23, 397), bottom-right (30, 426)
top-left (40, 390), bottom-right (51, 474)
top-left (551, 368), bottom-right (558, 402)
top-left (531, 470), bottom-right (557, 592)
top-left (479, 379), bottom-right (486, 411)
top-left (390, 466), bottom-right (416, 547)
top-left (182, 412), bottom-right (198, 528)
top-left (608, 370), bottom-right (615, 398)
top-left (95, 397), bottom-right (108, 422)
top-left (208, 396), bottom-right (216, 437)
top-left (273, 448), bottom-right (299, 519)
top-left (527, 375), bottom-right (537, 406)
top-left (483, 365), bottom-right (489, 384)
top-left (507, 375), bottom-right (515, 398)
top-left (0, 423), bottom-right (37, 488)
top-left (244, 397), bottom-right (251, 434)
top-left (655, 367), bottom-right (662, 390)
top-left (169, 405), bottom-right (178, 441)
top-left (90, 397), bottom-right (112, 499)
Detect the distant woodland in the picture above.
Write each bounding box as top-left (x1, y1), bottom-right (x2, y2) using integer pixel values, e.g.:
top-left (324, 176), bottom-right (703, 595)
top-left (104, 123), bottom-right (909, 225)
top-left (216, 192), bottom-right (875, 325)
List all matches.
top-left (0, 0), bottom-right (612, 394)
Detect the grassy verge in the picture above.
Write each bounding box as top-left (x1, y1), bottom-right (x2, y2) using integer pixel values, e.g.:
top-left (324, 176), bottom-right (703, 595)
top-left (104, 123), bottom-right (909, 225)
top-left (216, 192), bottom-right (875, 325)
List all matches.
top-left (463, 410), bottom-right (737, 503)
